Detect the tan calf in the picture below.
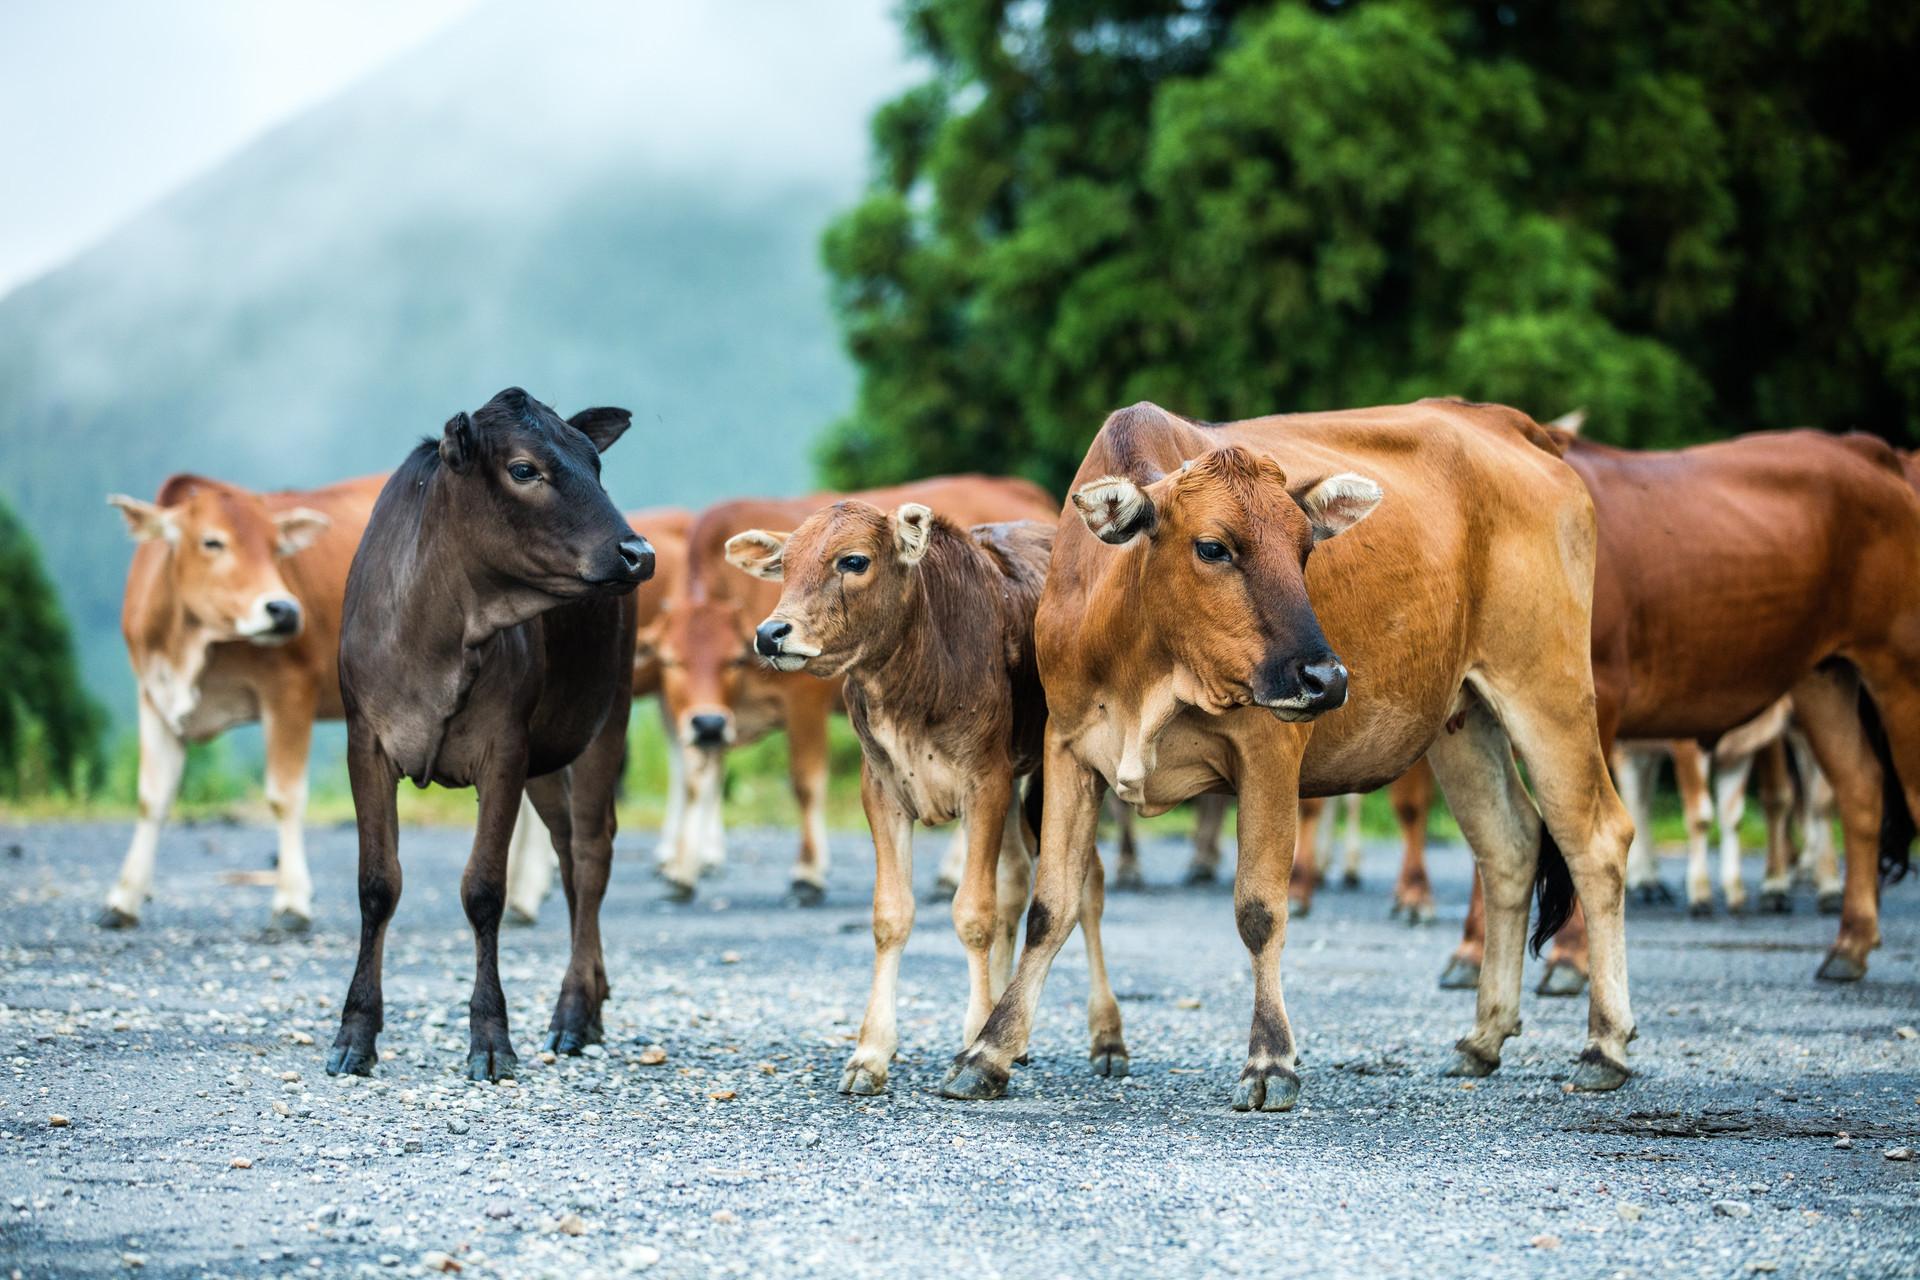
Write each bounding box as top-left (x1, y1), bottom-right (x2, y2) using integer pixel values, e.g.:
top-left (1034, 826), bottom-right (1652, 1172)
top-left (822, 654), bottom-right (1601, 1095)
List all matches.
top-left (941, 399), bottom-right (1636, 1109)
top-left (729, 504), bottom-right (1119, 1094)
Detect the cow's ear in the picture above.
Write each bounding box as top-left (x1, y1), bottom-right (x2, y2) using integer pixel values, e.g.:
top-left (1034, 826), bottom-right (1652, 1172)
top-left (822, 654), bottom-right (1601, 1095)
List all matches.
top-left (892, 503), bottom-right (934, 565)
top-left (1072, 475), bottom-right (1156, 545)
top-left (568, 407), bottom-right (632, 454)
top-left (107, 494), bottom-right (178, 544)
top-left (1292, 472), bottom-right (1382, 543)
top-left (632, 615), bottom-right (666, 666)
top-left (724, 529), bottom-right (788, 581)
top-left (274, 507), bottom-right (331, 557)
top-left (440, 411), bottom-right (476, 473)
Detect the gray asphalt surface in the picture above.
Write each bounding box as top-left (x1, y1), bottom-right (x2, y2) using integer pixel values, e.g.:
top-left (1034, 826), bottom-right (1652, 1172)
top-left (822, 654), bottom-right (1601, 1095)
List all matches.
top-left (1, 819), bottom-right (1916, 1279)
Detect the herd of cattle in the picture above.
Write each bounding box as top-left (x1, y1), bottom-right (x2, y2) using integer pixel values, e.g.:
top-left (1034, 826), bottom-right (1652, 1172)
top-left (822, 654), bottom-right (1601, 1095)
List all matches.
top-left (97, 388), bottom-right (1918, 1109)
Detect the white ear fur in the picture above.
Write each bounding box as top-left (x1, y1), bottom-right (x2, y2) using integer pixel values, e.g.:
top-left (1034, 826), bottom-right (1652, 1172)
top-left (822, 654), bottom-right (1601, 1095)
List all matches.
top-left (107, 494), bottom-right (178, 544)
top-left (724, 529), bottom-right (789, 581)
top-left (1548, 408), bottom-right (1587, 435)
top-left (1071, 476), bottom-right (1155, 545)
top-left (1296, 473), bottom-right (1383, 543)
top-left (892, 503), bottom-right (933, 565)
top-left (273, 507), bottom-right (330, 556)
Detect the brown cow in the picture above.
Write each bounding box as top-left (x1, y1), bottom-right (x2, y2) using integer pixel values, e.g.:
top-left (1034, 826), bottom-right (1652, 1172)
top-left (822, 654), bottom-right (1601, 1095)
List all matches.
top-left (942, 399), bottom-right (1638, 1109)
top-left (505, 506), bottom-right (692, 923)
top-left (727, 505), bottom-right (1123, 1095)
top-left (103, 473), bottom-right (384, 929)
top-left (1446, 429), bottom-right (1920, 989)
top-left (651, 477), bottom-right (1059, 903)
top-left (1291, 762), bottom-right (1439, 921)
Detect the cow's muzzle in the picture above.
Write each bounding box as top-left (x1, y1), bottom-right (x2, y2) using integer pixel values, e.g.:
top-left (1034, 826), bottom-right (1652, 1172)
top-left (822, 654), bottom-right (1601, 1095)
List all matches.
top-left (1256, 654), bottom-right (1349, 721)
top-left (752, 617), bottom-right (818, 673)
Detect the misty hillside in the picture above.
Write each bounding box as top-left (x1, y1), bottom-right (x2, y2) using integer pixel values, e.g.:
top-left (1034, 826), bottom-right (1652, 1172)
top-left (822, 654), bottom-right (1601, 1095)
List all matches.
top-left (0, 0), bottom-right (906, 704)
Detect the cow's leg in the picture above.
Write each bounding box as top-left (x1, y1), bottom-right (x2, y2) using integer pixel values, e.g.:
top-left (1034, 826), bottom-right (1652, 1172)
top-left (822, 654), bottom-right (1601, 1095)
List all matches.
top-left (1291, 796), bottom-right (1324, 918)
top-left (1391, 762), bottom-right (1436, 924)
top-left (456, 749), bottom-right (529, 1082)
top-left (990, 798), bottom-right (1033, 1000)
top-left (504, 793), bottom-right (555, 926)
top-left (1338, 791), bottom-right (1364, 888)
top-left (1669, 741), bottom-right (1714, 915)
top-left (785, 691), bottom-right (831, 906)
top-left (1228, 756), bottom-right (1306, 1112)
top-left (546, 700), bottom-right (628, 1054)
top-left (1756, 738), bottom-right (1796, 913)
top-left (932, 820), bottom-right (968, 902)
top-left (1080, 842), bottom-right (1127, 1078)
top-left (1793, 666), bottom-right (1898, 982)
top-left (1789, 731), bottom-right (1843, 912)
top-left (843, 767), bottom-right (914, 1095)
top-left (653, 698), bottom-right (687, 870)
top-left (953, 777), bottom-right (1016, 1048)
top-left (1440, 874), bottom-right (1485, 990)
top-left (662, 745), bottom-right (722, 900)
top-left (100, 698), bottom-right (187, 928)
top-left (1712, 748), bottom-right (1756, 914)
top-left (1427, 705), bottom-right (1537, 1077)
top-left (943, 732), bottom-right (1103, 1100)
top-left (1613, 746), bottom-right (1668, 904)
top-left (1186, 793), bottom-right (1228, 885)
top-left (1494, 692), bottom-right (1636, 1089)
top-left (260, 685), bottom-right (318, 931)
top-left (1109, 794), bottom-right (1145, 891)
top-left (326, 729), bottom-right (401, 1077)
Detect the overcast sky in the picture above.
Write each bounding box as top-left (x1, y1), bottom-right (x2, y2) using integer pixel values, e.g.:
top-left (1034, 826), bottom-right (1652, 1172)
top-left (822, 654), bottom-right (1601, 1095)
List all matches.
top-left (0, 0), bottom-right (480, 296)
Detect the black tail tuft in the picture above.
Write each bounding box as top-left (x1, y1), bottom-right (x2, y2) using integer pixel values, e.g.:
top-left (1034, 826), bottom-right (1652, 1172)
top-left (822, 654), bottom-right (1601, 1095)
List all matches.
top-left (1022, 770), bottom-right (1045, 850)
top-left (1530, 824), bottom-right (1574, 956)
top-left (1860, 688), bottom-right (1915, 883)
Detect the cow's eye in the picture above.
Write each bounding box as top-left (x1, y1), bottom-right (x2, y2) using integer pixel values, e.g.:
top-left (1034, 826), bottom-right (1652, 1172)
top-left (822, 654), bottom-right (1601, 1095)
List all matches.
top-left (1195, 539), bottom-right (1232, 564)
top-left (837, 554), bottom-right (871, 575)
top-left (507, 461), bottom-right (540, 484)
top-left (201, 536), bottom-right (226, 552)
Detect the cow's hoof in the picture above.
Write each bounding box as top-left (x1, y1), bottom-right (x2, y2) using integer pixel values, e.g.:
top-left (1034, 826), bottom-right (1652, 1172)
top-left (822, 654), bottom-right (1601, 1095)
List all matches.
top-left (925, 879), bottom-right (958, 904)
top-left (1815, 950), bottom-right (1866, 983)
top-left (1230, 1064), bottom-right (1300, 1112)
top-left (1398, 900), bottom-right (1436, 926)
top-left (269, 909), bottom-right (311, 934)
top-left (1630, 881), bottom-right (1676, 907)
top-left (466, 1050), bottom-right (519, 1083)
top-left (1724, 896), bottom-right (1748, 917)
top-left (1437, 957), bottom-right (1481, 990)
top-left (1341, 870), bottom-right (1361, 890)
top-left (542, 1028), bottom-right (596, 1056)
top-left (1688, 900), bottom-right (1713, 919)
top-left (324, 1045), bottom-right (375, 1078)
top-left (1570, 1051), bottom-right (1630, 1092)
top-left (1183, 864), bottom-right (1217, 887)
top-left (95, 906), bottom-right (140, 930)
top-left (1112, 867), bottom-right (1147, 893)
top-left (789, 881), bottom-right (826, 908)
top-left (1817, 890), bottom-right (1843, 916)
top-left (839, 1064), bottom-right (886, 1096)
top-left (1090, 1047), bottom-right (1130, 1079)
top-left (1536, 962), bottom-right (1587, 998)
top-left (1759, 890), bottom-right (1791, 915)
top-left (505, 904), bottom-right (538, 927)
top-left (1289, 897), bottom-right (1311, 920)
top-left (939, 1057), bottom-right (1008, 1101)
top-left (663, 881), bottom-right (696, 904)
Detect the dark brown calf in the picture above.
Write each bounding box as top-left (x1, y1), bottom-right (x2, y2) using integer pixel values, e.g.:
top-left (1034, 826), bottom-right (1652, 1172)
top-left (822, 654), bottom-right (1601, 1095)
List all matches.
top-left (326, 388), bottom-right (652, 1082)
top-left (728, 505), bottom-right (1126, 1094)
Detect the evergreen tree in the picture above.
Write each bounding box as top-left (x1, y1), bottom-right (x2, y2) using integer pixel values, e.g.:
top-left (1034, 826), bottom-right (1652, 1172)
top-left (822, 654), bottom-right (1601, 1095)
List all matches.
top-left (0, 497), bottom-right (103, 797)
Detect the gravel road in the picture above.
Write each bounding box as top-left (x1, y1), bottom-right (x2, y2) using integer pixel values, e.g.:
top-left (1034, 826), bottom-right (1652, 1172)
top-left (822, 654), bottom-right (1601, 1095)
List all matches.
top-left (1, 819), bottom-right (1916, 1279)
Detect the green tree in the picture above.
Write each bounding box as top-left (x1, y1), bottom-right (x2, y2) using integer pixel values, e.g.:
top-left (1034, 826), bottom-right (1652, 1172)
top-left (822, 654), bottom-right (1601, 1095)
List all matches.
top-left (0, 497), bottom-right (104, 797)
top-left (822, 0), bottom-right (1920, 494)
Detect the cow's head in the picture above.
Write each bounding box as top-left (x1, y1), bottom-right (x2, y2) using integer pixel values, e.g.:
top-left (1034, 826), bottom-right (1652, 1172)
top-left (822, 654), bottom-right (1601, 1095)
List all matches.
top-left (108, 479), bottom-right (330, 645)
top-left (1070, 446), bottom-right (1381, 721)
top-left (724, 499), bottom-right (931, 678)
top-left (654, 597), bottom-right (754, 749)
top-left (434, 388), bottom-right (653, 600)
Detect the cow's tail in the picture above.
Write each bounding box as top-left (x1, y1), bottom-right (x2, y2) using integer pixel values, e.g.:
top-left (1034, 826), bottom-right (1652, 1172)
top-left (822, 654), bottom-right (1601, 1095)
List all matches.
top-left (1860, 687), bottom-right (1915, 883)
top-left (1021, 768), bottom-right (1045, 853)
top-left (1529, 824), bottom-right (1575, 956)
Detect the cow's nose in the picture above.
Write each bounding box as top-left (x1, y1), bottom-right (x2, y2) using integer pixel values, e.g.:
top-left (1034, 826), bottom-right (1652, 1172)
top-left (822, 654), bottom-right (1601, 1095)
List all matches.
top-left (618, 536), bottom-right (655, 582)
top-left (755, 620), bottom-right (792, 657)
top-left (689, 714), bottom-right (729, 746)
top-left (1298, 656), bottom-right (1348, 709)
top-left (264, 598), bottom-right (301, 634)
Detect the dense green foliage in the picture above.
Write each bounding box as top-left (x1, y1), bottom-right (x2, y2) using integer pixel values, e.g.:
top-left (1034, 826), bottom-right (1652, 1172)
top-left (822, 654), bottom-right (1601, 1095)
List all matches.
top-left (0, 497), bottom-right (103, 796)
top-left (822, 0), bottom-right (1920, 493)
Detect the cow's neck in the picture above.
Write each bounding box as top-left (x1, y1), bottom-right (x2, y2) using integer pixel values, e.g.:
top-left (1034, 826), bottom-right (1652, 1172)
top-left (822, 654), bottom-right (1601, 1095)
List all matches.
top-left (1077, 545), bottom-right (1191, 804)
top-left (849, 537), bottom-right (998, 721)
top-left (130, 567), bottom-right (219, 734)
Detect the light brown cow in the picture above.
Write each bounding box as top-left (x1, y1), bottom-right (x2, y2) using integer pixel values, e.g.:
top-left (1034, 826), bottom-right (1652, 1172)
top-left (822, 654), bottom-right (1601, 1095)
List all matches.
top-left (504, 507), bottom-right (693, 923)
top-left (727, 505), bottom-right (1119, 1095)
top-left (102, 473), bottom-right (384, 928)
top-left (651, 477), bottom-right (1059, 903)
top-left (942, 399), bottom-right (1638, 1109)
top-left (1292, 762), bottom-right (1439, 921)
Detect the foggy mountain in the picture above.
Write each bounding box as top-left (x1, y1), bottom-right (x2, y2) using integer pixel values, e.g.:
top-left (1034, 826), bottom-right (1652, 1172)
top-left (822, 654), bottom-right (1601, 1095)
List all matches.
top-left (0, 0), bottom-right (910, 704)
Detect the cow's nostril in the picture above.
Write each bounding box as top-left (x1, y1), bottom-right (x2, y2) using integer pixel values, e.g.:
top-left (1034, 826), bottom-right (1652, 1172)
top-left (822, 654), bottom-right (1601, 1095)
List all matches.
top-left (618, 537), bottom-right (655, 580)
top-left (689, 714), bottom-right (729, 745)
top-left (754, 620), bottom-right (792, 657)
top-left (1301, 657), bottom-right (1348, 706)
top-left (265, 599), bottom-right (301, 632)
